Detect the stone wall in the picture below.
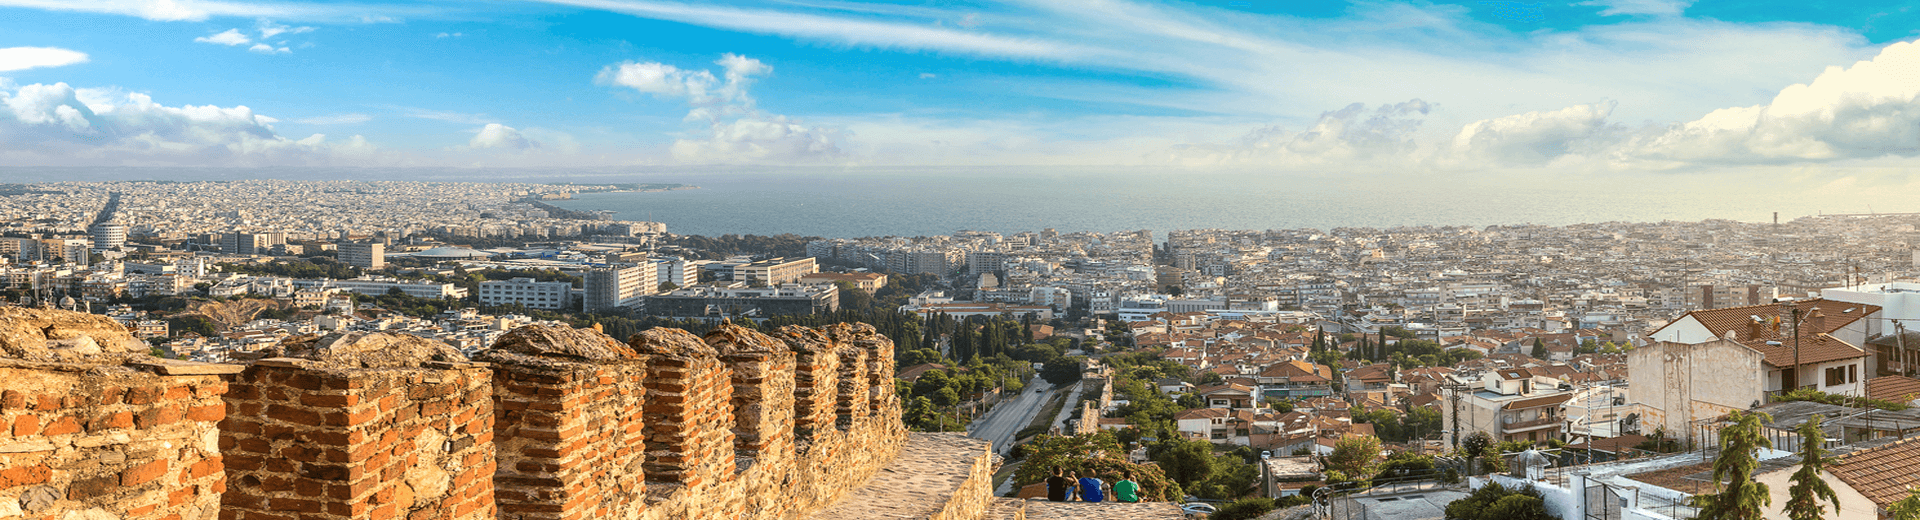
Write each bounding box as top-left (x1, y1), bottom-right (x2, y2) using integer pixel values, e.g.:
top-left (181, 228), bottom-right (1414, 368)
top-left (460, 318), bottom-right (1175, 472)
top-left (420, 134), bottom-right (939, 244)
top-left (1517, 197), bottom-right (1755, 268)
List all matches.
top-left (219, 333), bottom-right (496, 520)
top-left (0, 308), bottom-right (234, 520)
top-left (0, 309), bottom-right (925, 520)
top-left (482, 321), bottom-right (908, 520)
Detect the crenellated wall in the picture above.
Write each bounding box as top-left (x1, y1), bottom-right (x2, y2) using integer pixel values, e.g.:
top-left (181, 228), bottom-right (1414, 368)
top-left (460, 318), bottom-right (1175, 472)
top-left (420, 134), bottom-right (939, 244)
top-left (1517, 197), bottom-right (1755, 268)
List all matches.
top-left (0, 309), bottom-right (927, 520)
top-left (0, 308), bottom-right (235, 520)
top-left (482, 321), bottom-right (907, 520)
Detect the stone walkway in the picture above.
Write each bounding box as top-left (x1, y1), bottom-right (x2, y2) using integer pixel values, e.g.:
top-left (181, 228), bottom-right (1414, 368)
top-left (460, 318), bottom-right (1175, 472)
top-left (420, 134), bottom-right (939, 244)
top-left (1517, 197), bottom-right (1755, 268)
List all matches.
top-left (1023, 501), bottom-right (1185, 519)
top-left (806, 433), bottom-right (994, 520)
top-left (986, 498), bottom-right (1027, 520)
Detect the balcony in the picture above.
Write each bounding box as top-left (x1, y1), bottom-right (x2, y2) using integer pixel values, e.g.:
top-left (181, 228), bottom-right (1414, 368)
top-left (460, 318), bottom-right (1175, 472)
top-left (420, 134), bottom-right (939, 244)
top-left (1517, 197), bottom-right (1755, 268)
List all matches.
top-left (1502, 416), bottom-right (1563, 433)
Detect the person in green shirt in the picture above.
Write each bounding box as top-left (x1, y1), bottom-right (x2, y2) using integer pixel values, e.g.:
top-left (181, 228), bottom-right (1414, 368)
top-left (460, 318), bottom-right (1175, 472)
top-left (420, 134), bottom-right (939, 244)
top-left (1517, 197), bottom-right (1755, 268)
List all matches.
top-left (1113, 471), bottom-right (1141, 503)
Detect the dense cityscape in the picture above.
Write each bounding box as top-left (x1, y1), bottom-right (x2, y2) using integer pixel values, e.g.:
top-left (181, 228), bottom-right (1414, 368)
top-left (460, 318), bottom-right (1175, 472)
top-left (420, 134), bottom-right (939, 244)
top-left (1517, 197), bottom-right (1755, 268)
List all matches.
top-left (2, 179), bottom-right (1918, 519)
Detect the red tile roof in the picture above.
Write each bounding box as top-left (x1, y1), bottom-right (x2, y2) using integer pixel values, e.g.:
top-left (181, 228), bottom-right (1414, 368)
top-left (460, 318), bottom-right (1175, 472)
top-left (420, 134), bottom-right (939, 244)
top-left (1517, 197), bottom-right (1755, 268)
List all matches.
top-left (1829, 437), bottom-right (1920, 509)
top-left (1866, 375), bottom-right (1920, 402)
top-left (1739, 334), bottom-right (1868, 368)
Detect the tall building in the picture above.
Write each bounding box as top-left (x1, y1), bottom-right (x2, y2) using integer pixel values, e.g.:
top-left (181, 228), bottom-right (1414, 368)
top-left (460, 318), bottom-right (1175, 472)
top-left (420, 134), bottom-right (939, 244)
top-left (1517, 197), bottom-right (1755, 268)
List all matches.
top-left (88, 222), bottom-right (127, 251)
top-left (40, 238), bottom-right (89, 266)
top-left (966, 251), bottom-right (1006, 278)
top-left (583, 266), bottom-right (654, 315)
top-left (736, 257), bottom-right (818, 286)
top-left (339, 242), bottom-right (386, 270)
top-left (477, 277), bottom-right (573, 310)
top-left (222, 233), bottom-right (269, 255)
top-left (654, 257), bottom-right (697, 289)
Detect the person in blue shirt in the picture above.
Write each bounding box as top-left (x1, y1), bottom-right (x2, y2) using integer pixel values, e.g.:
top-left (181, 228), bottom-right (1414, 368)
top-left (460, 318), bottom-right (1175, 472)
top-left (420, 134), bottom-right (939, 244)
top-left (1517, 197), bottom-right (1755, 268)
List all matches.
top-left (1077, 473), bottom-right (1106, 503)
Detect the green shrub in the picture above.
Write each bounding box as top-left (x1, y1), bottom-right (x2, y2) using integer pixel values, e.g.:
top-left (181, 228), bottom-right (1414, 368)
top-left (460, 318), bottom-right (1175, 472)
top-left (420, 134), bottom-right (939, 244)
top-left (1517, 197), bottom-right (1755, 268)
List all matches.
top-left (1212, 498), bottom-right (1277, 520)
top-left (1444, 481), bottom-right (1555, 520)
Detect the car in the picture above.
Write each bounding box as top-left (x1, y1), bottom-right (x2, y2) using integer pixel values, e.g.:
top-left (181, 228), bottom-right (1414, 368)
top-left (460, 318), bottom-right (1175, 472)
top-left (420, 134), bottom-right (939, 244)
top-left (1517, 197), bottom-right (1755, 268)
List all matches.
top-left (1261, 450), bottom-right (1273, 459)
top-left (1182, 503), bottom-right (1218, 516)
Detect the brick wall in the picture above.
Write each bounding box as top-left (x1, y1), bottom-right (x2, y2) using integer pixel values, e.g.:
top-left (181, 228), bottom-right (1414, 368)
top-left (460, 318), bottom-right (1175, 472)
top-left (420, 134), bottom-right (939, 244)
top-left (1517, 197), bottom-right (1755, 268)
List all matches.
top-left (0, 309), bottom-right (928, 520)
top-left (219, 334), bottom-right (495, 520)
top-left (479, 325), bottom-right (648, 520)
top-left (0, 365), bottom-right (229, 520)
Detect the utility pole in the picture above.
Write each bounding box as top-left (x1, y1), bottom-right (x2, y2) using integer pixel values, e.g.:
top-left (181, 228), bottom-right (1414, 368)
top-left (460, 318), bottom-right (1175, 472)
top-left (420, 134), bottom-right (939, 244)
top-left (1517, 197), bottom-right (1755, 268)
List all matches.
top-left (1781, 301), bottom-right (1802, 389)
top-left (1444, 380), bottom-right (1468, 449)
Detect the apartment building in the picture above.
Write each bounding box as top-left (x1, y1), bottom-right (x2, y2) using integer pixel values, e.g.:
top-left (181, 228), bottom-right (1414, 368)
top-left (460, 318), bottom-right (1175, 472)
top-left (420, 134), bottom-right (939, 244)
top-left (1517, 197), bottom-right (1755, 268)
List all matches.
top-left (736, 256), bottom-right (818, 286)
top-left (477, 277), bottom-right (573, 310)
top-left (583, 265), bottom-right (654, 314)
top-left (339, 242), bottom-right (386, 270)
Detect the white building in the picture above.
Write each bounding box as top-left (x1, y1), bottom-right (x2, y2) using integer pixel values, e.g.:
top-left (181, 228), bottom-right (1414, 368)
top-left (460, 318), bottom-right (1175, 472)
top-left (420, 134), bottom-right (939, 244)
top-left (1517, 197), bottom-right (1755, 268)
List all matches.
top-left (584, 265), bottom-right (653, 314)
top-left (477, 277), bottom-right (573, 310)
top-left (339, 242), bottom-right (386, 270)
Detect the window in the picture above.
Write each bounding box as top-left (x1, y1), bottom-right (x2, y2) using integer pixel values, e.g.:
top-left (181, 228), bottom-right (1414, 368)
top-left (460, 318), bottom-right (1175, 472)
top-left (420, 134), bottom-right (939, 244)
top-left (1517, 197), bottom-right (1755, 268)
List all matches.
top-left (1850, 364), bottom-right (1858, 384)
top-left (1826, 366), bottom-right (1847, 387)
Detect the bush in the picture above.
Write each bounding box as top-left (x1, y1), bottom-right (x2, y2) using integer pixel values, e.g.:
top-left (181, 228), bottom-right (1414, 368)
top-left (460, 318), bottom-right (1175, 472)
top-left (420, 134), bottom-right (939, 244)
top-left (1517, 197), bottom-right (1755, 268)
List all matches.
top-left (1212, 498), bottom-right (1277, 520)
top-left (1444, 481), bottom-right (1554, 520)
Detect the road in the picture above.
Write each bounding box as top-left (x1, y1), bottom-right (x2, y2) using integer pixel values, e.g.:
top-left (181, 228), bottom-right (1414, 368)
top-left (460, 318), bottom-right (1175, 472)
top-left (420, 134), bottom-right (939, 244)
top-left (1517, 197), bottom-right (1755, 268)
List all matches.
top-left (967, 375), bottom-right (1054, 457)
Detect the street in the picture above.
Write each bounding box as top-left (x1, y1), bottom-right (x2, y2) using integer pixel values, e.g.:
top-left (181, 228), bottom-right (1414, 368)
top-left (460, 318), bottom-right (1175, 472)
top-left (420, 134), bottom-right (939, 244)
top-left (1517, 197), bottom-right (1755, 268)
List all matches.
top-left (967, 375), bottom-right (1054, 456)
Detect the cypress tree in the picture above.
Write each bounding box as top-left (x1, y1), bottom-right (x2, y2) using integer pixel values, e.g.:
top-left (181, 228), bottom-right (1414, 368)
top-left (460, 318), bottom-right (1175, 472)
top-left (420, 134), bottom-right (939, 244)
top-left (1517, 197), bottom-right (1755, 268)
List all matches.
top-left (1694, 410), bottom-right (1774, 520)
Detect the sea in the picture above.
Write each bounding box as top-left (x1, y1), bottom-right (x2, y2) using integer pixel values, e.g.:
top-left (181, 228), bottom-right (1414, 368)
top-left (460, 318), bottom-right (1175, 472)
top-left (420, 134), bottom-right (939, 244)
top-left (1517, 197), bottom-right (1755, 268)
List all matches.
top-left (538, 167), bottom-right (1920, 238)
top-left (4, 165), bottom-right (1913, 238)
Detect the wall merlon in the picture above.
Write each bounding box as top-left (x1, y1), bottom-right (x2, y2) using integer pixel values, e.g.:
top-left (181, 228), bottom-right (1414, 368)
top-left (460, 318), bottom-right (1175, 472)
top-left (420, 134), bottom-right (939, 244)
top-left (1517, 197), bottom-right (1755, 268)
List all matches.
top-left (1, 309), bottom-right (947, 520)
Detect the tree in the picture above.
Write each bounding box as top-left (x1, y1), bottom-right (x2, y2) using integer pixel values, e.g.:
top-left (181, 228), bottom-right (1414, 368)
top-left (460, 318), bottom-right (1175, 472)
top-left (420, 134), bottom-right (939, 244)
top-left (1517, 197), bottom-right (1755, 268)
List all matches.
top-left (1040, 356), bottom-right (1085, 385)
top-left (1164, 284), bottom-right (1184, 297)
top-left (1783, 415), bottom-right (1840, 520)
top-left (1326, 436), bottom-right (1382, 479)
top-left (1530, 338), bottom-right (1547, 359)
top-left (1462, 431), bottom-right (1493, 475)
top-left (1693, 410), bottom-right (1774, 520)
top-left (1153, 439), bottom-right (1217, 487)
top-left (1890, 487), bottom-right (1920, 520)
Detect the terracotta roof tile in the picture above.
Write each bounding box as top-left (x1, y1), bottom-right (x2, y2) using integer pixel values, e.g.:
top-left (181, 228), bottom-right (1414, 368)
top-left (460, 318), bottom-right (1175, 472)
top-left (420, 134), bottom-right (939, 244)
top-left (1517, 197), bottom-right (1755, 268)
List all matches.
top-left (1866, 375), bottom-right (1920, 402)
top-left (1739, 334), bottom-right (1868, 368)
top-left (1678, 298), bottom-right (1879, 340)
top-left (1829, 437), bottom-right (1920, 509)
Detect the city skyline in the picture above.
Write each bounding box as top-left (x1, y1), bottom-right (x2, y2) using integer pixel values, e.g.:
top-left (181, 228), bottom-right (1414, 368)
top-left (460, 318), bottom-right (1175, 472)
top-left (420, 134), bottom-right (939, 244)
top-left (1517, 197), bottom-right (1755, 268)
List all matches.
top-left (0, 0), bottom-right (1917, 178)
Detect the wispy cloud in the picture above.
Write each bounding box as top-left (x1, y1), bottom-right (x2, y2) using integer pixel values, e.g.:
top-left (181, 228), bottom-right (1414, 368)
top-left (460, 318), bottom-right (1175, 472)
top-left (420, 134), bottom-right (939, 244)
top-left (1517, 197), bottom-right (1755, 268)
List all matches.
top-left (0, 47), bottom-right (89, 72)
top-left (0, 0), bottom-right (424, 23)
top-left (388, 106), bottom-right (495, 125)
top-left (194, 28), bottom-right (252, 46)
top-left (530, 0), bottom-right (1101, 62)
top-left (292, 113), bottom-right (373, 125)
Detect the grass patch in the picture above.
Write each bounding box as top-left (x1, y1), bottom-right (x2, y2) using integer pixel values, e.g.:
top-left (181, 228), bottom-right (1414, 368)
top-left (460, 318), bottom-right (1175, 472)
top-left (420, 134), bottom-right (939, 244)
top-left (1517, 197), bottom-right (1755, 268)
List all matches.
top-left (1015, 388), bottom-right (1073, 441)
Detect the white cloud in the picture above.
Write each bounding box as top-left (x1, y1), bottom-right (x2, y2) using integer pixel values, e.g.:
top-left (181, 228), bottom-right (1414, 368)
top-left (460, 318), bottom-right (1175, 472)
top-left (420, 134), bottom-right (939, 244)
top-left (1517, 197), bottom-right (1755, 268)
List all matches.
top-left (1161, 100), bottom-right (1431, 167)
top-left (435, 32), bottom-right (462, 38)
top-left (538, 0), bottom-right (1099, 62)
top-left (291, 113), bottom-right (369, 125)
top-left (0, 80), bottom-right (375, 165)
top-left (1449, 102), bottom-right (1617, 166)
top-left (600, 54), bottom-right (843, 164)
top-left (0, 47), bottom-right (89, 72)
top-left (389, 106), bottom-right (494, 125)
top-left (1616, 40), bottom-right (1920, 167)
top-left (919, 73), bottom-right (937, 79)
top-left (1577, 0), bottom-right (1692, 16)
top-left (0, 0), bottom-right (415, 23)
top-left (247, 43), bottom-right (290, 54)
top-left (255, 19), bottom-right (312, 39)
top-left (469, 123), bottom-right (534, 150)
top-left (194, 28), bottom-right (251, 46)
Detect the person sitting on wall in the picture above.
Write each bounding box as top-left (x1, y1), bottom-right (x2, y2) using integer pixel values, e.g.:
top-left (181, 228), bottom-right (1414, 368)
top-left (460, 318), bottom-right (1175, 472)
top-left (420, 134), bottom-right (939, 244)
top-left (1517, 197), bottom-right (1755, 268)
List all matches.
top-left (1046, 467), bottom-right (1076, 502)
top-left (1113, 471), bottom-right (1141, 503)
top-left (1078, 472), bottom-right (1107, 503)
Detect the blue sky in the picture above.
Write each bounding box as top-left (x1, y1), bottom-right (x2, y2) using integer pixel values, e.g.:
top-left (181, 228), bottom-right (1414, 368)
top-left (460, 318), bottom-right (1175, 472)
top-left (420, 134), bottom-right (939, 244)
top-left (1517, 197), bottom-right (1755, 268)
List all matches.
top-left (1, 0), bottom-right (1918, 172)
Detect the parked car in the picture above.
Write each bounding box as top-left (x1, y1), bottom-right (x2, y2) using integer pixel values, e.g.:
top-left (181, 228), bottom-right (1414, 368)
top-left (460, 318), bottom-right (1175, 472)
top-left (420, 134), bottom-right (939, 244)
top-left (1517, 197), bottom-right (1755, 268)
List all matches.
top-left (1261, 450), bottom-right (1273, 459)
top-left (1182, 503), bottom-right (1218, 517)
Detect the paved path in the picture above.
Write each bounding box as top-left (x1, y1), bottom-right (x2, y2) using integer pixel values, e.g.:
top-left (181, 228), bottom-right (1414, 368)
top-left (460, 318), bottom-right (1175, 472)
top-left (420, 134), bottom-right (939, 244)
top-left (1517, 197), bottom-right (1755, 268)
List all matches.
top-left (968, 375), bottom-right (1054, 457)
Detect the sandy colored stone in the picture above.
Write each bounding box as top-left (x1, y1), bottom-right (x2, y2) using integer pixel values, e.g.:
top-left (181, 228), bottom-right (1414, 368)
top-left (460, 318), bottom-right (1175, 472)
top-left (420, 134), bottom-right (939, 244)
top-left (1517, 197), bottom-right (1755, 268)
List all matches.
top-left (484, 324), bottom-right (636, 362)
top-left (706, 324), bottom-right (785, 356)
top-left (0, 307), bottom-right (146, 362)
top-left (269, 331), bottom-right (467, 368)
top-left (626, 327), bottom-right (717, 358)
